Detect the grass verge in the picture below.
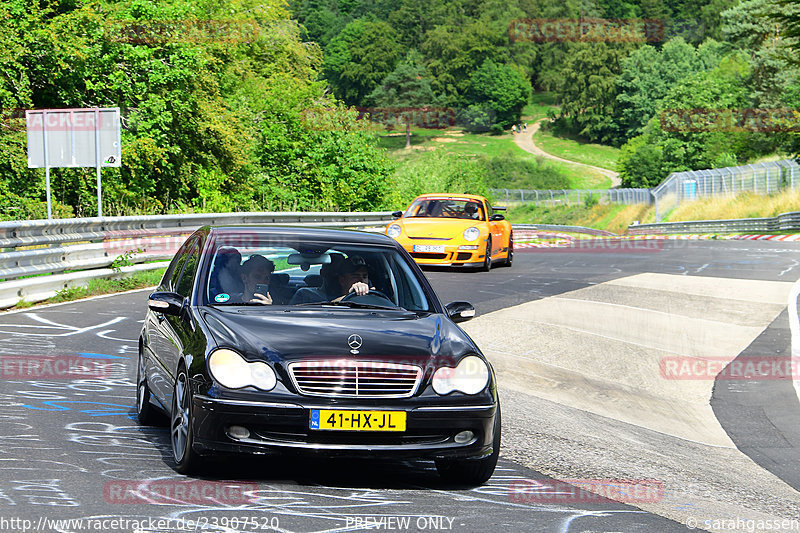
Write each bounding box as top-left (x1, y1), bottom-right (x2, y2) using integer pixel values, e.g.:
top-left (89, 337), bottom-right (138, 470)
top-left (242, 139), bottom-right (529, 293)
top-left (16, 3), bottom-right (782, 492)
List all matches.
top-left (663, 190), bottom-right (800, 222)
top-left (534, 126), bottom-right (620, 171)
top-left (507, 189), bottom-right (800, 233)
top-left (9, 268), bottom-right (166, 311)
top-left (508, 203), bottom-right (653, 234)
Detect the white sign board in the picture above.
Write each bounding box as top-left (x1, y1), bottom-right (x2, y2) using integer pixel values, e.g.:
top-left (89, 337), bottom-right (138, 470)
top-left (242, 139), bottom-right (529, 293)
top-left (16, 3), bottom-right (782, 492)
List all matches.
top-left (26, 108), bottom-right (121, 168)
top-left (25, 107), bottom-right (122, 218)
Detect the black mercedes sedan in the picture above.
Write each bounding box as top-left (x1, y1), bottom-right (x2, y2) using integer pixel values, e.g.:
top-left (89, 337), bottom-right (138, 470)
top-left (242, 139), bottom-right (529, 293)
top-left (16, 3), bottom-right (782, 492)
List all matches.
top-left (137, 226), bottom-right (500, 485)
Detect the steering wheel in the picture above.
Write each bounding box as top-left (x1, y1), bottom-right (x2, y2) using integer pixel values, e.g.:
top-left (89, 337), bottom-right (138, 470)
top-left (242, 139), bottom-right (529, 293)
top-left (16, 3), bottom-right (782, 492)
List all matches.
top-left (341, 289), bottom-right (395, 304)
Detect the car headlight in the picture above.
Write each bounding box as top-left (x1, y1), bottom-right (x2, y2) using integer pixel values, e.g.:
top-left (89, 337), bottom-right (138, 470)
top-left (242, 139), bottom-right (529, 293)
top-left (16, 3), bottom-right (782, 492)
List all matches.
top-left (387, 224), bottom-right (402, 239)
top-left (431, 356), bottom-right (489, 395)
top-left (463, 227), bottom-right (480, 241)
top-left (208, 348), bottom-right (276, 391)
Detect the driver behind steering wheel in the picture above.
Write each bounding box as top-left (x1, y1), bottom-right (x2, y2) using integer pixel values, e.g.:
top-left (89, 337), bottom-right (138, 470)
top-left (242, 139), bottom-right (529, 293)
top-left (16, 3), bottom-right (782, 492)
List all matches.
top-left (331, 255), bottom-right (372, 301)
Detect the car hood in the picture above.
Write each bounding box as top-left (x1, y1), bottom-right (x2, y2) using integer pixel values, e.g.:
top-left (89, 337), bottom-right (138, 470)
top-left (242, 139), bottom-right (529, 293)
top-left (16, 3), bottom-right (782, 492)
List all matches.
top-left (200, 306), bottom-right (478, 367)
top-left (398, 218), bottom-right (482, 239)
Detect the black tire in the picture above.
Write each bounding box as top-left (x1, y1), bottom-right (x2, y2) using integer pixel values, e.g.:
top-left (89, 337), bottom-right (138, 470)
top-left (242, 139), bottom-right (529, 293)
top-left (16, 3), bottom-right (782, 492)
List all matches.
top-left (136, 348), bottom-right (157, 426)
top-left (435, 403), bottom-right (501, 485)
top-left (171, 366), bottom-right (200, 474)
top-left (501, 233), bottom-right (513, 267)
top-left (481, 239), bottom-right (492, 272)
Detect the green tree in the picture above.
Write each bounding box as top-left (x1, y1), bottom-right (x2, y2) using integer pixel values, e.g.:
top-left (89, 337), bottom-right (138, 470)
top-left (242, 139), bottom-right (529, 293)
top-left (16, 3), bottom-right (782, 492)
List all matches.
top-left (772, 0), bottom-right (800, 58)
top-left (614, 38), bottom-right (723, 143)
top-left (255, 78), bottom-right (393, 211)
top-left (618, 53), bottom-right (752, 187)
top-left (466, 59), bottom-right (531, 132)
top-left (367, 51), bottom-right (441, 148)
top-left (323, 19), bottom-right (403, 105)
top-left (724, 0), bottom-right (800, 107)
top-left (0, 0), bottom-right (395, 218)
top-left (421, 15), bottom-right (514, 106)
top-left (557, 42), bottom-right (633, 144)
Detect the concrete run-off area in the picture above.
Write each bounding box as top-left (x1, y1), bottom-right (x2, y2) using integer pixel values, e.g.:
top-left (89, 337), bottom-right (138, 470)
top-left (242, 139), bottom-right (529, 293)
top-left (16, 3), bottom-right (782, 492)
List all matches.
top-left (463, 272), bottom-right (799, 531)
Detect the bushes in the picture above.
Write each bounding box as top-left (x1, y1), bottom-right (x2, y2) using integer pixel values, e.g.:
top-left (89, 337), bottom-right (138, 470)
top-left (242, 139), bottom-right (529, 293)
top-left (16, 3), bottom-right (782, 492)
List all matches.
top-left (383, 152), bottom-right (489, 209)
top-left (383, 150), bottom-right (573, 209)
top-left (0, 0), bottom-right (394, 219)
top-left (478, 151), bottom-right (571, 190)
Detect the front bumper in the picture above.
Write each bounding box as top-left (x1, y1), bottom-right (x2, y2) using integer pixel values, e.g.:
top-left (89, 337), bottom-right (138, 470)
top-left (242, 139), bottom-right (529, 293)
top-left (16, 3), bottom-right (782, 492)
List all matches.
top-left (191, 395), bottom-right (498, 460)
top-left (395, 240), bottom-right (486, 267)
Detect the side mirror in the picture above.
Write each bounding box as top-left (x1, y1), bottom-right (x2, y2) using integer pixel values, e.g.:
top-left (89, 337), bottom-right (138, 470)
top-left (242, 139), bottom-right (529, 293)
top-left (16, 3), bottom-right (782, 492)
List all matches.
top-left (445, 301), bottom-right (476, 323)
top-left (392, 211), bottom-right (403, 218)
top-left (490, 214), bottom-right (505, 221)
top-left (148, 292), bottom-right (185, 316)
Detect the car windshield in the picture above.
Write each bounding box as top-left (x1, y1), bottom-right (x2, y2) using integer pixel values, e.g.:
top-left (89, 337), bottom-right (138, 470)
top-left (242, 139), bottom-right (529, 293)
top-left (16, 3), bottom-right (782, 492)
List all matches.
top-left (404, 198), bottom-right (485, 221)
top-left (202, 234), bottom-right (433, 311)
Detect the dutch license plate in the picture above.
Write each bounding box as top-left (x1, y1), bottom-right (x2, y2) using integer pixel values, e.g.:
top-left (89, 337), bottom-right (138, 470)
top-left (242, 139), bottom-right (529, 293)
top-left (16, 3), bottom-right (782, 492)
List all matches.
top-left (309, 409), bottom-right (406, 431)
top-left (413, 245), bottom-right (445, 253)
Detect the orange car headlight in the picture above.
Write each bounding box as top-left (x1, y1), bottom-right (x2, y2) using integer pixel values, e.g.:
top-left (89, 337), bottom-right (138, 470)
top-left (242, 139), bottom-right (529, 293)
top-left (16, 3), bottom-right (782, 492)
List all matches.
top-left (463, 227), bottom-right (480, 241)
top-left (387, 224), bottom-right (402, 239)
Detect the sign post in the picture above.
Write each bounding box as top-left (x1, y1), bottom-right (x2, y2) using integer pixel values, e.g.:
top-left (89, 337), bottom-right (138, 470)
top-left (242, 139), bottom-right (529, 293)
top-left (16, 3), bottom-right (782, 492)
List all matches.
top-left (26, 108), bottom-right (121, 219)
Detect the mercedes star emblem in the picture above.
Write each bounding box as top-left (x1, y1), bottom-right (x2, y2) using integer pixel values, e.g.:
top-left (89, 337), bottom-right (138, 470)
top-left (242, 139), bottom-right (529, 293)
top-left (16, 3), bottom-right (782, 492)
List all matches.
top-left (348, 334), bottom-right (363, 354)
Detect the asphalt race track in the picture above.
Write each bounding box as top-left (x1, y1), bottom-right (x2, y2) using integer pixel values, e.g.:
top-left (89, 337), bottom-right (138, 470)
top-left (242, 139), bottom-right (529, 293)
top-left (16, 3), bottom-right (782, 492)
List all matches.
top-left (1, 238), bottom-right (799, 533)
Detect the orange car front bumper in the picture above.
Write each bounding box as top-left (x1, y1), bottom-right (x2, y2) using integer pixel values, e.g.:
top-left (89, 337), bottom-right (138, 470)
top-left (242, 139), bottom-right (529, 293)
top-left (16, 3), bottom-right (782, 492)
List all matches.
top-left (397, 241), bottom-right (486, 267)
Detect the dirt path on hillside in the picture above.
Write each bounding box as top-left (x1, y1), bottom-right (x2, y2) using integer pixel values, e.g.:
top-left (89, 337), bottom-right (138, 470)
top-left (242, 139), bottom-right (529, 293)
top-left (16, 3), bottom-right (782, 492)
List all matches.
top-left (514, 118), bottom-right (621, 188)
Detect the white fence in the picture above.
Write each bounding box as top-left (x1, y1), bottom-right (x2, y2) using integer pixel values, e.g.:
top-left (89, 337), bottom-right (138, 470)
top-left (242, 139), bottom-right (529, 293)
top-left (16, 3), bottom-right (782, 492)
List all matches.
top-left (652, 160), bottom-right (799, 221)
top-left (491, 159), bottom-right (800, 222)
top-left (490, 188), bottom-right (650, 207)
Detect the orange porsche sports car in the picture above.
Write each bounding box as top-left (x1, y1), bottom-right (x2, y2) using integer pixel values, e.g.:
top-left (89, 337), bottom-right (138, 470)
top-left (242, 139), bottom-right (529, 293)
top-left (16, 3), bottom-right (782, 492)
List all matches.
top-left (385, 194), bottom-right (513, 270)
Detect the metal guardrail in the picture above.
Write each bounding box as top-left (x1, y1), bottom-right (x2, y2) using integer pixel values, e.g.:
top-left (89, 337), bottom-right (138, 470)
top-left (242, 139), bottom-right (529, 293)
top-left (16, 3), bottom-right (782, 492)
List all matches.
top-left (3, 209), bottom-right (797, 310)
top-left (511, 224), bottom-right (617, 236)
top-left (627, 211), bottom-right (800, 235)
top-left (0, 211), bottom-right (394, 309)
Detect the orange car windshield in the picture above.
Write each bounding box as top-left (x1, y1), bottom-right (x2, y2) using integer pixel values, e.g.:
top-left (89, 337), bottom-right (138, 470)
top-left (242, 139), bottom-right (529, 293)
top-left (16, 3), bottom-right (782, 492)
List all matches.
top-left (405, 199), bottom-right (485, 221)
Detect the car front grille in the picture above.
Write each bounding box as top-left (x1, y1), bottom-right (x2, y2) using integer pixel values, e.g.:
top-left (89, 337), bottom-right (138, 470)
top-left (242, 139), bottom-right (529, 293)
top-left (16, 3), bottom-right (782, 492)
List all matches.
top-left (411, 252), bottom-right (449, 260)
top-left (288, 360), bottom-right (422, 398)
